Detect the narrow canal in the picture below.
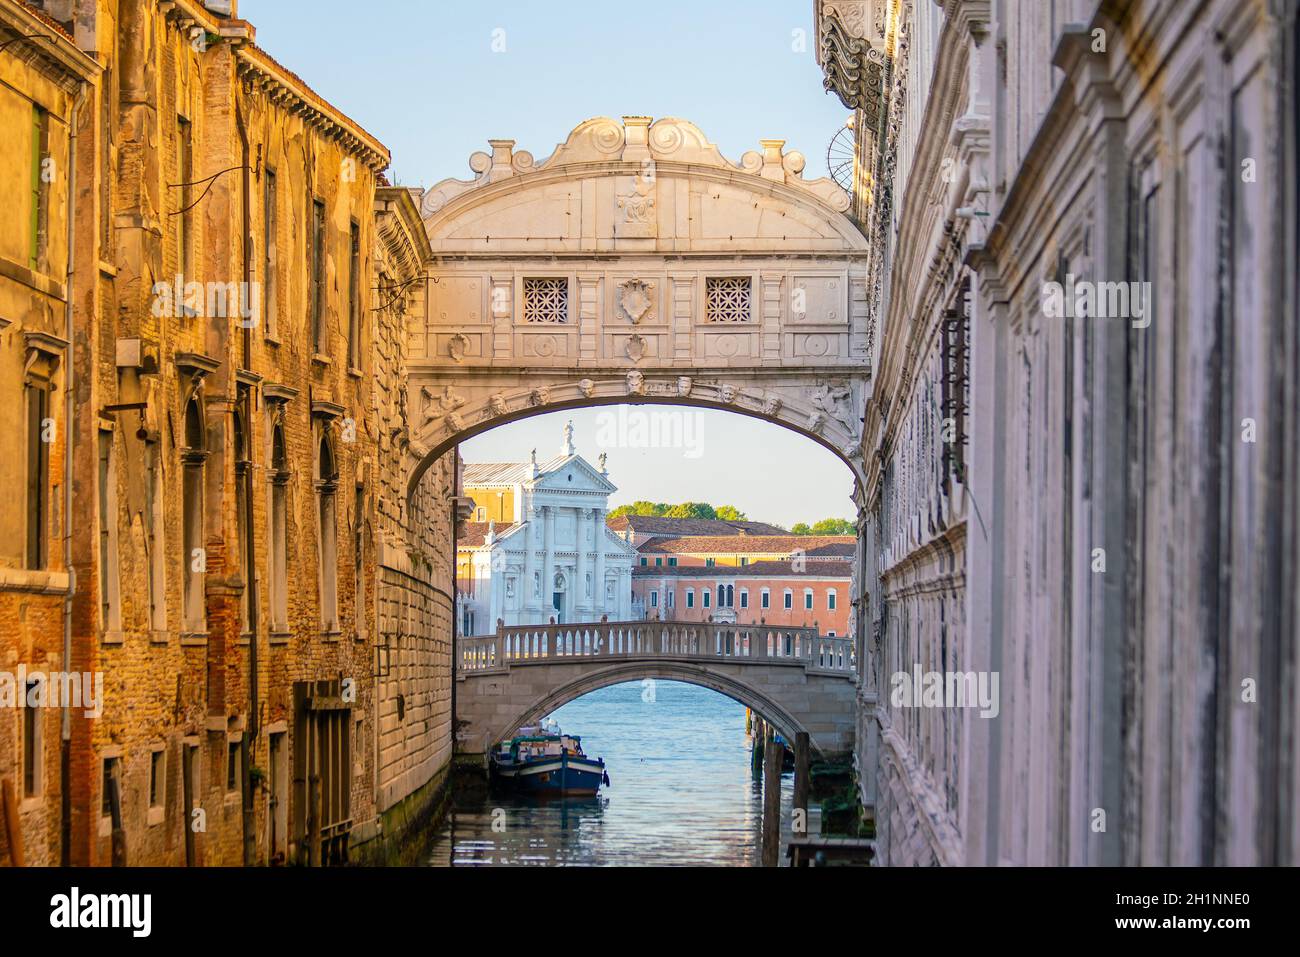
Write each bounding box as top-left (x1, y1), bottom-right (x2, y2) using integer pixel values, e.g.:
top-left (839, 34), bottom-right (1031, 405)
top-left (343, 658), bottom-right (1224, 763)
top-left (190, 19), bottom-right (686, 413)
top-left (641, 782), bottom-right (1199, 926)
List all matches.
top-left (425, 680), bottom-right (795, 866)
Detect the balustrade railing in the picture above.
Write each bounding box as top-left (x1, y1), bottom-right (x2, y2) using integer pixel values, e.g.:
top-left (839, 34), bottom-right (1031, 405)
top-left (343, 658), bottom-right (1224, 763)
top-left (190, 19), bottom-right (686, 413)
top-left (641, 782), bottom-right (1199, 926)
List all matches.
top-left (458, 619), bottom-right (855, 676)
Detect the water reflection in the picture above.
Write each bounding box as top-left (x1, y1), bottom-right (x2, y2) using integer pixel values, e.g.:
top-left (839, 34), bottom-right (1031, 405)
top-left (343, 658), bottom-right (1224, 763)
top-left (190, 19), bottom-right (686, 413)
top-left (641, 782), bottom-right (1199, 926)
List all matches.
top-left (426, 680), bottom-right (793, 866)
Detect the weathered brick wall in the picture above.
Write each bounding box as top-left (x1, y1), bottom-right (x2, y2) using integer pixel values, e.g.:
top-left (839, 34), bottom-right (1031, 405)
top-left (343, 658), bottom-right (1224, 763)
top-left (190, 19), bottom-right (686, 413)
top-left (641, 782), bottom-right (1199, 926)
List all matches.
top-left (42, 0), bottom-right (395, 866)
top-left (0, 2), bottom-right (96, 868)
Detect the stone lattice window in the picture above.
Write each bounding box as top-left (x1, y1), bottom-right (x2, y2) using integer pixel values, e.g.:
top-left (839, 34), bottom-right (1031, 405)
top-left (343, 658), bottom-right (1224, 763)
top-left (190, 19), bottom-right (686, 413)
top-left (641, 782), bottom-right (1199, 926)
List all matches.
top-left (522, 277), bottom-right (568, 322)
top-left (706, 277), bottom-right (751, 322)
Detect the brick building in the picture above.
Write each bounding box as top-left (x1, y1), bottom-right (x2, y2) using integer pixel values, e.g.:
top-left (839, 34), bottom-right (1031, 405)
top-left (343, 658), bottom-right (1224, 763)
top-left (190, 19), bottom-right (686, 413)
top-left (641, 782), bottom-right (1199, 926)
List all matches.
top-left (0, 0), bottom-right (456, 868)
top-left (0, 0), bottom-right (99, 867)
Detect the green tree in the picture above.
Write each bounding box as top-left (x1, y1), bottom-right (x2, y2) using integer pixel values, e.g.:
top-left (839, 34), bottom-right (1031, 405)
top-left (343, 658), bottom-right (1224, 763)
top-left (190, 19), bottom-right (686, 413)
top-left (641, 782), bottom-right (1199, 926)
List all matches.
top-left (663, 502), bottom-right (716, 519)
top-left (790, 518), bottom-right (855, 535)
top-left (609, 501), bottom-right (668, 519)
top-left (714, 505), bottom-right (747, 521)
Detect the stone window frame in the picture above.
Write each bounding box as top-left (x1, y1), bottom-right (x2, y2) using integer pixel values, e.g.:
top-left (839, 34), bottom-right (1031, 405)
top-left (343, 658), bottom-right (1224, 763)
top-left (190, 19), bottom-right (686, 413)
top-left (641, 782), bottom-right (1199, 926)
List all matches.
top-left (312, 401), bottom-right (345, 638)
top-left (262, 166), bottom-right (279, 342)
top-left (225, 734), bottom-right (243, 803)
top-left (346, 218), bottom-right (363, 374)
top-left (143, 428), bottom-right (168, 641)
top-left (310, 195), bottom-right (328, 357)
top-left (97, 422), bottom-right (124, 642)
top-left (783, 588), bottom-right (793, 610)
top-left (686, 588), bottom-right (695, 608)
top-left (740, 588), bottom-right (749, 610)
top-left (23, 331), bottom-right (65, 573)
top-left (21, 676), bottom-right (43, 805)
top-left (263, 385), bottom-right (297, 641)
top-left (179, 386), bottom-right (208, 639)
top-left (147, 743), bottom-right (166, 826)
top-left (761, 587), bottom-right (770, 609)
top-left (98, 747), bottom-right (124, 837)
top-left (804, 588), bottom-right (814, 610)
top-left (827, 588), bottom-right (837, 611)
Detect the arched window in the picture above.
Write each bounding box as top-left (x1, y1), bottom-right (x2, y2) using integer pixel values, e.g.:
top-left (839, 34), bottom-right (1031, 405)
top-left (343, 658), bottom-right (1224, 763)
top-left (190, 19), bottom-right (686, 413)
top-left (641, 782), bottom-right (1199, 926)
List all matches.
top-left (181, 394), bottom-right (206, 633)
top-left (268, 419), bottom-right (289, 632)
top-left (317, 432), bottom-right (340, 632)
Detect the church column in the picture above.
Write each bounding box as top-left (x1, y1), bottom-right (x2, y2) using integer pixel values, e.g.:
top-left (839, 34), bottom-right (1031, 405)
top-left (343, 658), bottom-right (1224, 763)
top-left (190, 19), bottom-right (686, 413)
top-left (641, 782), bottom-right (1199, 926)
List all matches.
top-left (618, 565), bottom-right (632, 620)
top-left (542, 505), bottom-right (556, 620)
top-left (574, 506), bottom-right (589, 619)
top-left (523, 504), bottom-right (538, 615)
top-left (593, 507), bottom-right (606, 618)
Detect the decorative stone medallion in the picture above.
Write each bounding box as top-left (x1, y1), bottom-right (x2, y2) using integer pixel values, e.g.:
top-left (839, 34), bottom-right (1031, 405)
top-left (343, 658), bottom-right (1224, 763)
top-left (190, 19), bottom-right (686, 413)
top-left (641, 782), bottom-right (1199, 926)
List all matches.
top-left (618, 279), bottom-right (654, 324)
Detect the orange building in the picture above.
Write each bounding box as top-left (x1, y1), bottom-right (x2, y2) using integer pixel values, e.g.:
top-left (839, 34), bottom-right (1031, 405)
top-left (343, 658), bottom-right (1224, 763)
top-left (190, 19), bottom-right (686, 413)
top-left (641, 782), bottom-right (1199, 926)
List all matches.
top-left (632, 560), bottom-right (851, 636)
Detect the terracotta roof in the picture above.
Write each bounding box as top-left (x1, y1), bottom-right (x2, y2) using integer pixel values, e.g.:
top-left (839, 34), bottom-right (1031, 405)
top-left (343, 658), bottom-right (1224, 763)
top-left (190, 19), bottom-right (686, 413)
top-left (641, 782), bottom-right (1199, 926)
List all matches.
top-left (633, 560), bottom-right (851, 579)
top-left (606, 515), bottom-right (788, 536)
top-left (457, 521), bottom-right (516, 547)
top-left (18, 2), bottom-right (74, 41)
top-left (636, 535), bottom-right (855, 556)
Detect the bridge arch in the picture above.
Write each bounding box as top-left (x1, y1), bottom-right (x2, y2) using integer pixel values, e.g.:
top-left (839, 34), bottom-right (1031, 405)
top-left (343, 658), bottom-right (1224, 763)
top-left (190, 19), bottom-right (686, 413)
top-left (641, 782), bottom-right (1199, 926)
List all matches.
top-left (407, 380), bottom-right (864, 498)
top-left (488, 660), bottom-right (815, 757)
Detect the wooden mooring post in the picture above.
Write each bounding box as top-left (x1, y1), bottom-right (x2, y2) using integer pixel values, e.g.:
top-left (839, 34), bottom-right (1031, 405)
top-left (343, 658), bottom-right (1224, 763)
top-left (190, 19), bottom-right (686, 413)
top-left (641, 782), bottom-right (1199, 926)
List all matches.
top-left (792, 731), bottom-right (810, 836)
top-left (762, 738), bottom-right (783, 867)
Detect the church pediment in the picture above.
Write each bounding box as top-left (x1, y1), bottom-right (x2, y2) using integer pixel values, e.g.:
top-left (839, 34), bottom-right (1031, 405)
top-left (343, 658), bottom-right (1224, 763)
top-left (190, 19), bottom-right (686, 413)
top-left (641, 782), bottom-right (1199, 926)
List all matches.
top-left (533, 454), bottom-right (616, 494)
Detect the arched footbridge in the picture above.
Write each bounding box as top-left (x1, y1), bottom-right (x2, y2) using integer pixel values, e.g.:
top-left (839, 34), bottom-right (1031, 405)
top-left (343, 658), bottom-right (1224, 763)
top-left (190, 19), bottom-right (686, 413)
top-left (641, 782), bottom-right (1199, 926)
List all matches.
top-left (456, 620), bottom-right (857, 758)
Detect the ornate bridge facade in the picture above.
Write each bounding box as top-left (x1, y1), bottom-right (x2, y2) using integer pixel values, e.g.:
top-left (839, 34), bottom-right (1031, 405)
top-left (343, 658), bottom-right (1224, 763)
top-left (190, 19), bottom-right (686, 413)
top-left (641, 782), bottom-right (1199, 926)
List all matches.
top-left (401, 115), bottom-right (873, 498)
top-left (455, 620), bottom-right (857, 757)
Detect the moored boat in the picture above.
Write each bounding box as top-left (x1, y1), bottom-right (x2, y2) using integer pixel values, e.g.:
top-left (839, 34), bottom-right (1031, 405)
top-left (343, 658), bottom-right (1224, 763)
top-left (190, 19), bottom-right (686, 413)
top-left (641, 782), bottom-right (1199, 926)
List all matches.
top-left (490, 724), bottom-right (609, 796)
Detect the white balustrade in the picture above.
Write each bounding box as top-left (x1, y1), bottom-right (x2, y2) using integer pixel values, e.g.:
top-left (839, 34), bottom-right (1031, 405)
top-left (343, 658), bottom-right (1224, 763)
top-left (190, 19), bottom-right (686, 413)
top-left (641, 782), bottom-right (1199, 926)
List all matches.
top-left (458, 619), bottom-right (855, 675)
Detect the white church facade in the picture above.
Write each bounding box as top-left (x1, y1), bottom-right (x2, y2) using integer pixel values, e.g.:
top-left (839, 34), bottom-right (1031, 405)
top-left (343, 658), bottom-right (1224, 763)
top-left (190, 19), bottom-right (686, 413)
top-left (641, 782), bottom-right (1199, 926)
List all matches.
top-left (456, 424), bottom-right (637, 634)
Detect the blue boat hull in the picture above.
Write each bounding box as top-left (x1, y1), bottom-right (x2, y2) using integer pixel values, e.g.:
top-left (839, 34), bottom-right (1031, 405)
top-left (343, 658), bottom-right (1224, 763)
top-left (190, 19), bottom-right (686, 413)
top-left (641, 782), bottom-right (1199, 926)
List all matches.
top-left (491, 755), bottom-right (607, 796)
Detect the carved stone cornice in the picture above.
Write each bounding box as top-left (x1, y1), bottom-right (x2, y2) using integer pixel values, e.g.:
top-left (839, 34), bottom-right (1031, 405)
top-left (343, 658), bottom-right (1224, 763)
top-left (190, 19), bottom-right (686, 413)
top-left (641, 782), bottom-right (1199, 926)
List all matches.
top-left (235, 45), bottom-right (389, 172)
top-left (817, 2), bottom-right (888, 127)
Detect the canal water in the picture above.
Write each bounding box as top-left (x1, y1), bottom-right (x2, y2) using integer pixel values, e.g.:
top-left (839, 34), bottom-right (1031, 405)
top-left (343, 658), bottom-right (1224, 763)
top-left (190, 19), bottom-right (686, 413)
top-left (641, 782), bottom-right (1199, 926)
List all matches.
top-left (425, 680), bottom-right (794, 866)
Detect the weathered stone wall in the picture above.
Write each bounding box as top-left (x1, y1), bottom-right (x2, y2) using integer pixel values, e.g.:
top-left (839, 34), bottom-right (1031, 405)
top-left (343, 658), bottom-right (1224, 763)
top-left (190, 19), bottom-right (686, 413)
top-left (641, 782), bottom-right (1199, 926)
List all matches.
top-left (822, 0), bottom-right (1299, 866)
top-left (365, 185), bottom-right (455, 831)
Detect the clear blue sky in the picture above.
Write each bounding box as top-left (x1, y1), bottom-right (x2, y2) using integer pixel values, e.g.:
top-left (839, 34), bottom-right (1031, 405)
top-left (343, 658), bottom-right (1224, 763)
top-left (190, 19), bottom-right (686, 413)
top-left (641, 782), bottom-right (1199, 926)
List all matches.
top-left (239, 0), bottom-right (857, 527)
top-left (462, 407), bottom-right (856, 530)
top-left (238, 0), bottom-right (851, 187)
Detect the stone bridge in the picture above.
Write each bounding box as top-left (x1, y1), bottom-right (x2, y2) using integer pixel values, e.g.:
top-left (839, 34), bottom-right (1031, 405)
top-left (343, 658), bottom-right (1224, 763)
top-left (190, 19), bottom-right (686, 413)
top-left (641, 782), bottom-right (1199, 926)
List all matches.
top-left (401, 115), bottom-right (873, 499)
top-left (455, 620), bottom-right (857, 758)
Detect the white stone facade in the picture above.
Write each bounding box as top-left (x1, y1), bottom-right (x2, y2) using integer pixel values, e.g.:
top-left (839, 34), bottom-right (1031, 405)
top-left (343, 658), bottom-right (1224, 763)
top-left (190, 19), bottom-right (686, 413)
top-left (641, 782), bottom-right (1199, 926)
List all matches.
top-left (458, 427), bottom-right (636, 632)
top-left (821, 0), bottom-right (1300, 866)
